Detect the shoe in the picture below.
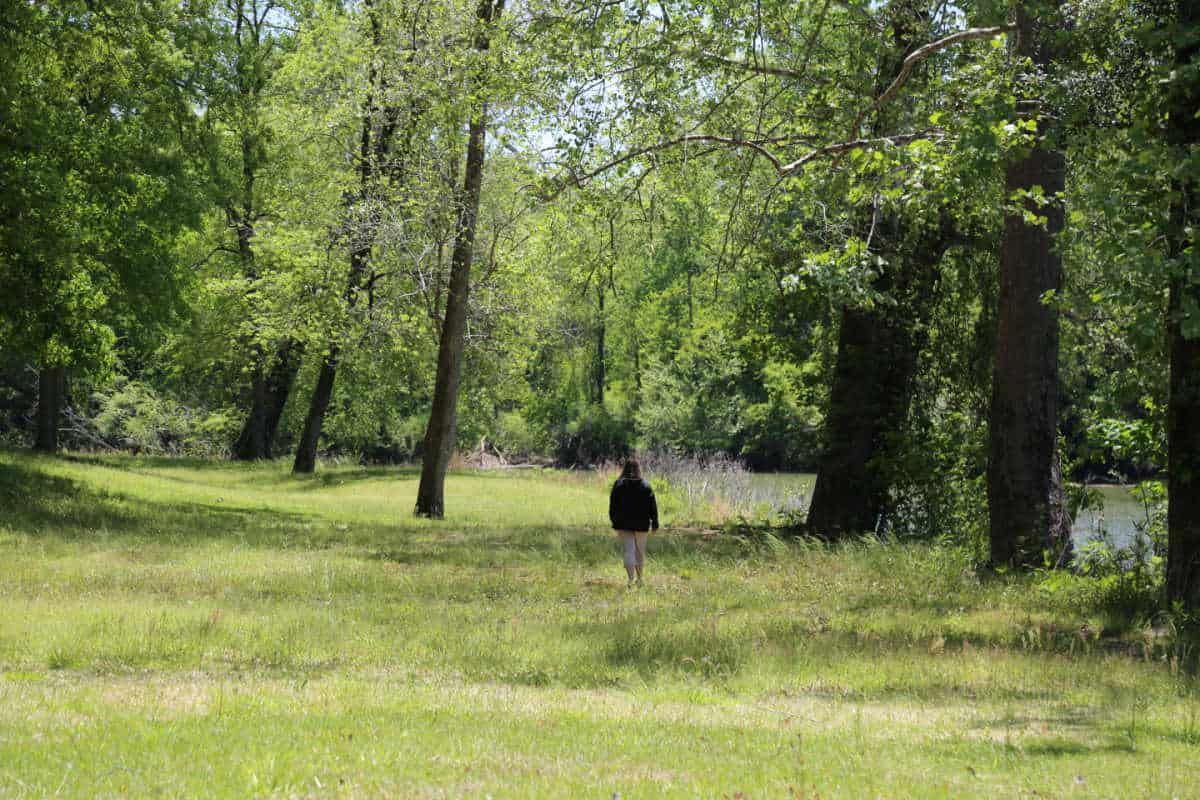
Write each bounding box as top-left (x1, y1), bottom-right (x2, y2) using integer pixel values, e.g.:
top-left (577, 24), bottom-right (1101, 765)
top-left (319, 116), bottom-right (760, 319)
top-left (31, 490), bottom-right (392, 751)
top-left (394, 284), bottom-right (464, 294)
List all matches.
top-left (635, 577), bottom-right (644, 588)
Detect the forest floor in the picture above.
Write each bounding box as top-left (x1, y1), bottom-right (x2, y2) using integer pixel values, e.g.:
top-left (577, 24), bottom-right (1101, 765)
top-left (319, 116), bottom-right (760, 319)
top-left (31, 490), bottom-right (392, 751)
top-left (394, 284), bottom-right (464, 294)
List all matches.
top-left (1, 449), bottom-right (1197, 798)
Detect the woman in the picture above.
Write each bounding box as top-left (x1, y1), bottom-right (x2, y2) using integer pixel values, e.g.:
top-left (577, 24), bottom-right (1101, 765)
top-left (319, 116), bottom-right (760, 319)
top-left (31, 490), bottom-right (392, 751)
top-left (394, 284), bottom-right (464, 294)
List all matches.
top-left (608, 459), bottom-right (659, 587)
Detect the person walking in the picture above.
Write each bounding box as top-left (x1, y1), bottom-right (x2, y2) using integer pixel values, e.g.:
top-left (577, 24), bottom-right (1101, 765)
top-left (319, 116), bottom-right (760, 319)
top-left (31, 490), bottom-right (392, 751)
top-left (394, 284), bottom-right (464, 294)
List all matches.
top-left (609, 459), bottom-right (659, 587)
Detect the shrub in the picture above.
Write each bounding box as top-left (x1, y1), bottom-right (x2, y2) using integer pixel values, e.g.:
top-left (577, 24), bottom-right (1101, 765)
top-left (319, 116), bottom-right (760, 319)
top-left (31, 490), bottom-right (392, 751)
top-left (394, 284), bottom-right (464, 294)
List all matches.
top-left (89, 379), bottom-right (237, 456)
top-left (554, 403), bottom-right (633, 467)
top-left (492, 410), bottom-right (539, 460)
top-left (739, 360), bottom-right (822, 470)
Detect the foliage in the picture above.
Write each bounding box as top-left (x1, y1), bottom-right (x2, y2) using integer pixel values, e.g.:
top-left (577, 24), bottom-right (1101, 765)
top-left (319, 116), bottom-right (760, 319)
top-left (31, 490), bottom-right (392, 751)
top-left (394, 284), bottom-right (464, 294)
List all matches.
top-left (555, 402), bottom-right (634, 466)
top-left (0, 0), bottom-right (208, 374)
top-left (739, 360), bottom-right (823, 470)
top-left (637, 323), bottom-right (744, 456)
top-left (89, 379), bottom-right (237, 457)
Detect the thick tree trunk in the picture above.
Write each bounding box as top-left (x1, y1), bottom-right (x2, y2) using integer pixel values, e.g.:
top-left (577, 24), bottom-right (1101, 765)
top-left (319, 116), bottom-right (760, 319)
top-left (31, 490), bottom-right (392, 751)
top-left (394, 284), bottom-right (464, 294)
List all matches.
top-left (233, 349), bottom-right (270, 461)
top-left (1165, 1), bottom-right (1200, 609)
top-left (1168, 281), bottom-right (1200, 608)
top-left (293, 348), bottom-right (338, 474)
top-left (234, 339), bottom-right (302, 460)
top-left (806, 221), bottom-right (951, 538)
top-left (415, 0), bottom-right (504, 518)
top-left (34, 365), bottom-right (64, 453)
top-left (805, 0), bottom-right (942, 538)
top-left (987, 1), bottom-right (1073, 569)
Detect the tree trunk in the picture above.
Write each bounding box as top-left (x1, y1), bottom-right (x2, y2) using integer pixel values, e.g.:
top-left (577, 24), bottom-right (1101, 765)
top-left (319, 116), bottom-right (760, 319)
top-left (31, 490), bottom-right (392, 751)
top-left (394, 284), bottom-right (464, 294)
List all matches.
top-left (234, 339), bottom-right (302, 460)
top-left (415, 0), bottom-right (504, 518)
top-left (806, 220), bottom-right (952, 537)
top-left (264, 338), bottom-right (302, 450)
top-left (805, 0), bottom-right (944, 538)
top-left (233, 349), bottom-right (270, 460)
top-left (1165, 0), bottom-right (1200, 609)
top-left (293, 348), bottom-right (338, 474)
top-left (34, 364), bottom-right (64, 453)
top-left (292, 233), bottom-right (376, 475)
top-left (229, 14), bottom-right (264, 460)
top-left (987, 1), bottom-right (1073, 569)
top-left (1168, 281), bottom-right (1200, 608)
top-left (596, 281), bottom-right (606, 406)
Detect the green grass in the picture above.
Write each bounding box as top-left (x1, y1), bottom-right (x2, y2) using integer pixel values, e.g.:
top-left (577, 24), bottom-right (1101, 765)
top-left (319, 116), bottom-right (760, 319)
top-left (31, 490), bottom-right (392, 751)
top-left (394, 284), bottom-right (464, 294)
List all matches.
top-left (1, 448), bottom-right (1198, 798)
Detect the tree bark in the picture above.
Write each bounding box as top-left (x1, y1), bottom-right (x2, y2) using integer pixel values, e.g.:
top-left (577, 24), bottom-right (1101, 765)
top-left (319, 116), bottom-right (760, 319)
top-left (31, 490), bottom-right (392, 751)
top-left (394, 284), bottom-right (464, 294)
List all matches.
top-left (233, 351), bottom-right (270, 460)
top-left (1168, 281), bottom-right (1200, 608)
top-left (292, 232), bottom-right (377, 474)
top-left (293, 347), bottom-right (338, 474)
top-left (234, 338), bottom-right (302, 460)
top-left (987, 1), bottom-right (1073, 569)
top-left (415, 0), bottom-right (504, 518)
top-left (34, 364), bottom-right (64, 453)
top-left (228, 0), bottom-right (269, 462)
top-left (806, 220), bottom-right (953, 537)
top-left (264, 338), bottom-right (302, 449)
top-left (1165, 0), bottom-right (1200, 609)
top-left (596, 280), bottom-right (606, 406)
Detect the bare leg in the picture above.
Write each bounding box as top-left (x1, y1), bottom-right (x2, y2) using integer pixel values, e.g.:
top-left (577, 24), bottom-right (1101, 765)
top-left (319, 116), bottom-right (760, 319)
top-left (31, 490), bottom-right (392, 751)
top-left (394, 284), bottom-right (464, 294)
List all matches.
top-left (619, 531), bottom-right (637, 582)
top-left (634, 532), bottom-right (648, 583)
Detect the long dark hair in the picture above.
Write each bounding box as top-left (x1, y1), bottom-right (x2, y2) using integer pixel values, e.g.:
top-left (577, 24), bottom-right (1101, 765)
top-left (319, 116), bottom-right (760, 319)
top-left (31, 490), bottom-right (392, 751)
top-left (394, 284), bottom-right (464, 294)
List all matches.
top-left (620, 459), bottom-right (641, 480)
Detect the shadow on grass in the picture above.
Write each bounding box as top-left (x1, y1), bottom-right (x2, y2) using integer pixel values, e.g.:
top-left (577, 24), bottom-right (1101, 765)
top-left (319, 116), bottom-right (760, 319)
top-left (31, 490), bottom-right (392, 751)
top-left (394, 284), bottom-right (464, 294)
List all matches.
top-left (63, 450), bottom-right (427, 487)
top-left (0, 458), bottom-right (321, 546)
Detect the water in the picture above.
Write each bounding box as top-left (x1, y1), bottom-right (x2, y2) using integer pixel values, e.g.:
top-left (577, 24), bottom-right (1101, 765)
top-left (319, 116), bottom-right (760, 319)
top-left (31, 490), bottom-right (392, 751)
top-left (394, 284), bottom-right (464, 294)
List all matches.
top-left (1072, 484), bottom-right (1151, 551)
top-left (743, 474), bottom-right (1152, 550)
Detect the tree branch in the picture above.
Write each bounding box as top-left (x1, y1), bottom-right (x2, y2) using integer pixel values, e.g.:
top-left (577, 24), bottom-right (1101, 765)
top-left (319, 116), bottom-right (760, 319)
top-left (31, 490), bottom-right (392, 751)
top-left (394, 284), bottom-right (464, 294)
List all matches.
top-left (850, 25), bottom-right (1013, 136)
top-left (691, 50), bottom-right (825, 82)
top-left (779, 128), bottom-right (944, 174)
top-left (540, 127), bottom-right (945, 198)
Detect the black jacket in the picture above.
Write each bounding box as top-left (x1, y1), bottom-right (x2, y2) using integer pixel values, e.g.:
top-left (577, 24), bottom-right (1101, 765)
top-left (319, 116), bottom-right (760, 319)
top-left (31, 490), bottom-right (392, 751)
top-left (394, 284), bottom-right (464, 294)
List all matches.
top-left (609, 477), bottom-right (659, 532)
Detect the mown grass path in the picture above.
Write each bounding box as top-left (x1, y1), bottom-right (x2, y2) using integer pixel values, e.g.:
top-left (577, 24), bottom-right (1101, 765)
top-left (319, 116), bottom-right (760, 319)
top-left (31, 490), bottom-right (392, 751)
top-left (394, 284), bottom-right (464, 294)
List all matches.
top-left (1, 450), bottom-right (1197, 798)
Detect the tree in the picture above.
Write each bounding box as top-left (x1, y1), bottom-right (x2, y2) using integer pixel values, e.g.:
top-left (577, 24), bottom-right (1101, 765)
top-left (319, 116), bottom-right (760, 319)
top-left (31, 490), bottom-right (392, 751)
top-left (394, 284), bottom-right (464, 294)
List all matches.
top-left (987, 0), bottom-right (1073, 569)
top-left (0, 0), bottom-right (205, 452)
top-left (806, 1), bottom-right (966, 538)
top-left (415, 0), bottom-right (506, 516)
top-left (291, 0), bottom-right (430, 474)
top-left (1164, 0), bottom-right (1200, 609)
top-left (201, 0), bottom-right (304, 461)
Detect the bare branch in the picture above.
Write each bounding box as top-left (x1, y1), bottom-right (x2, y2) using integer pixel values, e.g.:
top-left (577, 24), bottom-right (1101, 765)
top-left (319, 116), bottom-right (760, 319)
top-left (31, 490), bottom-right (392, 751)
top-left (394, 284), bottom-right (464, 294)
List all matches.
top-left (779, 128), bottom-right (944, 174)
top-left (541, 127), bottom-right (944, 199)
top-left (691, 50), bottom-right (824, 82)
top-left (850, 25), bottom-right (1013, 136)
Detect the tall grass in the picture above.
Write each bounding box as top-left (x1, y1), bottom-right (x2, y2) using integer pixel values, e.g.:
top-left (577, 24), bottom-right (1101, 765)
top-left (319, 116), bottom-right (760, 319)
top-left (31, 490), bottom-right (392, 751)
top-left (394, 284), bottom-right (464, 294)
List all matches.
top-left (621, 449), bottom-right (810, 524)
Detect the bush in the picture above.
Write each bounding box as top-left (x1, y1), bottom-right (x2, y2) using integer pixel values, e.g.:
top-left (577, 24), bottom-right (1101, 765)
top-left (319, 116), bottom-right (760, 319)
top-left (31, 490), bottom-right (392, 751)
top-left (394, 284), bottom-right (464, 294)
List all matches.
top-left (739, 360), bottom-right (821, 470)
top-left (89, 379), bottom-right (237, 456)
top-left (555, 404), bottom-right (632, 467)
top-left (492, 410), bottom-right (539, 460)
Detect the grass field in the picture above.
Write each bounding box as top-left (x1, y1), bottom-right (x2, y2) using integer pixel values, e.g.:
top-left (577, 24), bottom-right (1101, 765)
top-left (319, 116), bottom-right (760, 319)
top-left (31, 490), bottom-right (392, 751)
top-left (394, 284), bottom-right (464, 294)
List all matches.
top-left (1, 449), bottom-right (1198, 798)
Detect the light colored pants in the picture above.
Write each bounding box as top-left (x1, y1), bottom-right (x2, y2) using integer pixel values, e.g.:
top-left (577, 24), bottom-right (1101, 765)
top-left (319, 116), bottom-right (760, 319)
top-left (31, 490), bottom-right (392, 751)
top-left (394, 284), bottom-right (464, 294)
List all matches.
top-left (617, 531), bottom-right (648, 578)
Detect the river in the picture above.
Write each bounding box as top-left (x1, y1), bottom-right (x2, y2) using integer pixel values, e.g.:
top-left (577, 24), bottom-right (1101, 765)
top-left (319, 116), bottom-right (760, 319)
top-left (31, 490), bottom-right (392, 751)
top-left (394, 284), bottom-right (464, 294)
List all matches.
top-left (743, 473), bottom-right (1154, 551)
